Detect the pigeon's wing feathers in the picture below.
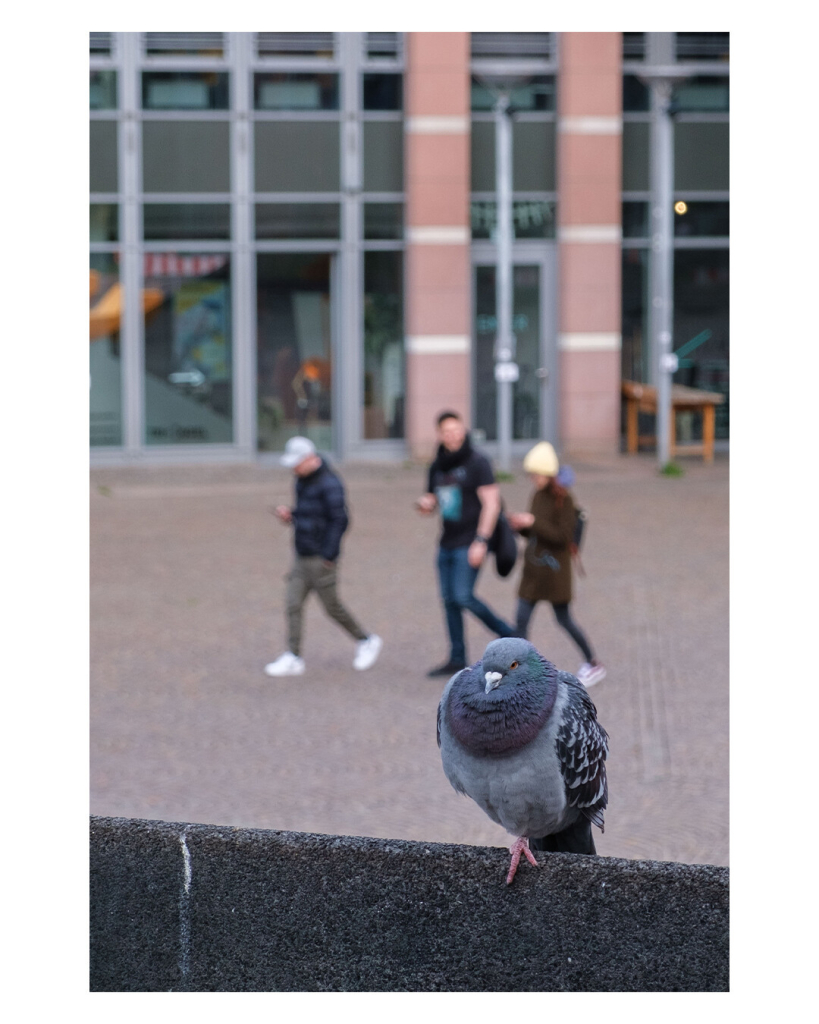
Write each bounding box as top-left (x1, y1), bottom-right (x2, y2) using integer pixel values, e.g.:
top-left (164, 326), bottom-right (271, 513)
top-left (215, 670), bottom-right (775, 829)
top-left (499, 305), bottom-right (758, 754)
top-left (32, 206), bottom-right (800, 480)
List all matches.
top-left (555, 672), bottom-right (609, 829)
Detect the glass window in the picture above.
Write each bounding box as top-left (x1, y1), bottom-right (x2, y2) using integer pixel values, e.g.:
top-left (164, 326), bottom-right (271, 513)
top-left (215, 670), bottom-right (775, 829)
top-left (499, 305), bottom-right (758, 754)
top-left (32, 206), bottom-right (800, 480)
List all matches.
top-left (255, 203), bottom-right (341, 239)
top-left (622, 121), bottom-right (649, 191)
top-left (90, 120), bottom-right (118, 192)
top-left (363, 203), bottom-right (403, 240)
top-left (366, 33), bottom-right (400, 60)
top-left (622, 33), bottom-right (645, 61)
top-left (90, 253), bottom-right (122, 447)
top-left (674, 122), bottom-right (728, 190)
top-left (254, 73), bottom-right (339, 111)
top-left (621, 248), bottom-right (649, 384)
top-left (90, 32), bottom-right (112, 56)
top-left (143, 254), bottom-right (233, 445)
top-left (471, 200), bottom-right (556, 240)
top-left (363, 252), bottom-right (404, 439)
top-left (622, 74), bottom-right (650, 112)
top-left (90, 70), bottom-right (117, 110)
top-left (674, 201), bottom-right (729, 237)
top-left (471, 33), bottom-right (552, 61)
top-left (474, 264), bottom-right (543, 441)
top-left (142, 72), bottom-right (229, 110)
top-left (143, 204), bottom-right (231, 240)
top-left (257, 32), bottom-right (335, 59)
top-left (362, 73), bottom-right (402, 111)
top-left (513, 122), bottom-right (555, 191)
top-left (256, 253), bottom-right (333, 452)
top-left (471, 75), bottom-right (555, 112)
top-left (144, 32), bottom-right (224, 57)
top-left (91, 203), bottom-right (119, 242)
top-left (622, 201), bottom-right (649, 239)
top-left (254, 122), bottom-right (340, 192)
top-left (142, 121), bottom-right (230, 192)
top-left (673, 77), bottom-right (729, 113)
top-left (362, 121), bottom-right (403, 192)
top-left (673, 249), bottom-right (729, 439)
top-left (470, 120), bottom-right (495, 191)
top-left (675, 33), bottom-right (729, 62)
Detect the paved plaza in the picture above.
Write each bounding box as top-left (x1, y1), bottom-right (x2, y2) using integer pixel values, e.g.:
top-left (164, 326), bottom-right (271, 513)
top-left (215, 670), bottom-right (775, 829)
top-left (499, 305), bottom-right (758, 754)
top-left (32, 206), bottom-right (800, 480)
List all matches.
top-left (90, 451), bottom-right (728, 866)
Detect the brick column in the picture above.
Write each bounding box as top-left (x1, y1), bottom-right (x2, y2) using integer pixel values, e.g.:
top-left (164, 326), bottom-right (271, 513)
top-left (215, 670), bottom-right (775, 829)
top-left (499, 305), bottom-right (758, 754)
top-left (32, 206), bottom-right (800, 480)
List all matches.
top-left (404, 32), bottom-right (471, 459)
top-left (557, 32), bottom-right (623, 455)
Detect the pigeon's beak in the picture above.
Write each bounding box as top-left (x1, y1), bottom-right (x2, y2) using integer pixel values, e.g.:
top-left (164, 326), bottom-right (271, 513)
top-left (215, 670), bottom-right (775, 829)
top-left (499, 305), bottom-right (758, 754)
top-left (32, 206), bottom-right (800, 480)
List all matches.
top-left (484, 671), bottom-right (503, 693)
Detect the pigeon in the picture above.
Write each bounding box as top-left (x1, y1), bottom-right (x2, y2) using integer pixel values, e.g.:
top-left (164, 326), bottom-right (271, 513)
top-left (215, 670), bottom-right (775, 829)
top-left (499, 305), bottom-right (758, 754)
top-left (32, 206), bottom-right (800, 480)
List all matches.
top-left (437, 637), bottom-right (609, 884)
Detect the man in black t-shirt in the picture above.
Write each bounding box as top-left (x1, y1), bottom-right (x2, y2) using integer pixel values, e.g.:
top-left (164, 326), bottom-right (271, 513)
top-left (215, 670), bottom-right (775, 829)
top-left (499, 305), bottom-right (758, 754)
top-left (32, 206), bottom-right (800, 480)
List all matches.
top-left (415, 410), bottom-right (516, 677)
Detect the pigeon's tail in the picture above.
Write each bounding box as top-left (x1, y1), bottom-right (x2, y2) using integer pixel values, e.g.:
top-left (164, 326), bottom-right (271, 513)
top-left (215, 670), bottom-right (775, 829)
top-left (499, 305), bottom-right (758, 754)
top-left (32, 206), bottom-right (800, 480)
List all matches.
top-left (529, 817), bottom-right (596, 855)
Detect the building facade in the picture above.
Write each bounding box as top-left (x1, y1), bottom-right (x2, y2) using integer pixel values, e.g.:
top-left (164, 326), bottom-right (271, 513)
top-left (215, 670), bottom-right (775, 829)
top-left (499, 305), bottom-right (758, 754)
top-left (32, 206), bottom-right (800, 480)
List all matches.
top-left (90, 31), bottom-right (728, 463)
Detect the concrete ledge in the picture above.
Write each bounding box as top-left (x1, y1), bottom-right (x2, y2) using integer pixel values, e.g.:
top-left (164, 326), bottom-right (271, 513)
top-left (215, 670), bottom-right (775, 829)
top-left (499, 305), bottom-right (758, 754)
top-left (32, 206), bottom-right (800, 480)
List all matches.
top-left (90, 815), bottom-right (729, 992)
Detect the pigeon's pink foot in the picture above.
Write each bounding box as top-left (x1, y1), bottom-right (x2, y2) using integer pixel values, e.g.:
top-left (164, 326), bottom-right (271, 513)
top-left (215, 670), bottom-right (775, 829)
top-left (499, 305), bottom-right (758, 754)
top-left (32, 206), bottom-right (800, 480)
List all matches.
top-left (506, 836), bottom-right (539, 885)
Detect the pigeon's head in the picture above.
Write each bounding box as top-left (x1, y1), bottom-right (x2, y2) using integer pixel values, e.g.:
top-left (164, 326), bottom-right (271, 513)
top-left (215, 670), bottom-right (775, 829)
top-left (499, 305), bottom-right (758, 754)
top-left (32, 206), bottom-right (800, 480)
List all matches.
top-left (481, 638), bottom-right (543, 695)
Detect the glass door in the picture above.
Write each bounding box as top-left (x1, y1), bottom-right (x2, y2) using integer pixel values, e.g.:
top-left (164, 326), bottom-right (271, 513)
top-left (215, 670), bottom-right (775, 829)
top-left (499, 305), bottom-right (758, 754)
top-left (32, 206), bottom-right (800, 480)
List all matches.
top-left (256, 253), bottom-right (334, 453)
top-left (472, 252), bottom-right (556, 445)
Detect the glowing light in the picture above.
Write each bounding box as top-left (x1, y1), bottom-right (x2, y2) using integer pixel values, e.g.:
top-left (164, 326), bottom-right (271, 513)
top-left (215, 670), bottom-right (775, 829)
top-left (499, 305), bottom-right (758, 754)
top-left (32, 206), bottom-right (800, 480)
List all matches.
top-left (674, 201), bottom-right (688, 215)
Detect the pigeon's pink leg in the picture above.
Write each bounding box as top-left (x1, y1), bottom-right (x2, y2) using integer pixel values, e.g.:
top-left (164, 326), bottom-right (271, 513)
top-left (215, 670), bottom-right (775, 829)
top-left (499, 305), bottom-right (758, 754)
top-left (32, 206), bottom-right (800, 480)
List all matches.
top-left (506, 837), bottom-right (539, 885)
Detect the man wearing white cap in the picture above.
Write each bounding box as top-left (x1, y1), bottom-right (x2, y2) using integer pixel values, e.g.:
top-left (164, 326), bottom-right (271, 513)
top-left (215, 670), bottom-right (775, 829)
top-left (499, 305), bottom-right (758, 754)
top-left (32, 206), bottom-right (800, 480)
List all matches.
top-left (264, 436), bottom-right (382, 676)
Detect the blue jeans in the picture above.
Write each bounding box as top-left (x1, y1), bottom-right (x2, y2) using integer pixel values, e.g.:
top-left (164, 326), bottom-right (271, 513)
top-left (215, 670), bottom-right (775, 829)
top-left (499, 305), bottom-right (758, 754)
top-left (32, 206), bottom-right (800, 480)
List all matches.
top-left (437, 545), bottom-right (515, 665)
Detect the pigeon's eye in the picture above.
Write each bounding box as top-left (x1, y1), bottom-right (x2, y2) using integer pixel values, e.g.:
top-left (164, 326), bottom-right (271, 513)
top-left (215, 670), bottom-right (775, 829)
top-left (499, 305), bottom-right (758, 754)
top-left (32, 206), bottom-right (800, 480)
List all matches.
top-left (509, 661), bottom-right (519, 670)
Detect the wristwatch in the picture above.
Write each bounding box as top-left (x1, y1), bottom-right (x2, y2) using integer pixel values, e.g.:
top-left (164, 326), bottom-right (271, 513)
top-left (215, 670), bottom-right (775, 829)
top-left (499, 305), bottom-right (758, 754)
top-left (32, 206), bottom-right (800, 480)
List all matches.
top-left (475, 535), bottom-right (490, 545)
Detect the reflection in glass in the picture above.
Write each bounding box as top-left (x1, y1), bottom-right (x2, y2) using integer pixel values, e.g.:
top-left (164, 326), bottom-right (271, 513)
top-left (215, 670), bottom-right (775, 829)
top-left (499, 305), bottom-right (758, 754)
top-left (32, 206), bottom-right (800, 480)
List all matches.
top-left (513, 122), bottom-right (556, 191)
top-left (674, 201), bottom-right (729, 237)
top-left (622, 121), bottom-right (649, 191)
top-left (142, 121), bottom-right (230, 192)
top-left (90, 253), bottom-right (122, 446)
top-left (471, 200), bottom-right (555, 240)
top-left (675, 32), bottom-right (729, 62)
top-left (90, 120), bottom-right (118, 192)
top-left (621, 248), bottom-right (649, 383)
top-left (622, 74), bottom-right (650, 112)
top-left (474, 265), bottom-right (542, 441)
top-left (673, 249), bottom-right (729, 439)
top-left (363, 73), bottom-right (402, 110)
top-left (471, 76), bottom-right (555, 112)
top-left (256, 254), bottom-right (332, 452)
top-left (90, 70), bottom-right (117, 110)
top-left (622, 201), bottom-right (649, 239)
top-left (255, 203), bottom-right (340, 239)
top-left (362, 121), bottom-right (403, 191)
top-left (143, 254), bottom-right (233, 444)
top-left (364, 252), bottom-right (404, 439)
top-left (91, 204), bottom-right (119, 242)
top-left (254, 122), bottom-right (340, 192)
top-left (674, 122), bottom-right (729, 191)
top-left (673, 76), bottom-right (729, 113)
top-left (254, 73), bottom-right (339, 111)
top-left (142, 72), bottom-right (229, 110)
top-left (363, 203), bottom-right (403, 240)
top-left (143, 204), bottom-right (231, 240)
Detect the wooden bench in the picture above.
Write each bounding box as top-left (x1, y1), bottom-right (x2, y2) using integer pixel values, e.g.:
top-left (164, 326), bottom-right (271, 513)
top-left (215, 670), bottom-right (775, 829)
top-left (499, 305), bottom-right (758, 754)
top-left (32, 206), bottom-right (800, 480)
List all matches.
top-left (622, 379), bottom-right (725, 463)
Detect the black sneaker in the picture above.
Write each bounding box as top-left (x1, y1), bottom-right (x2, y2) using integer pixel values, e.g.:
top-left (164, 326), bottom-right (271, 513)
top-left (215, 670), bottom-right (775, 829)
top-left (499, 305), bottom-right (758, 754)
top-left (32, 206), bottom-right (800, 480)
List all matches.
top-left (427, 660), bottom-right (467, 678)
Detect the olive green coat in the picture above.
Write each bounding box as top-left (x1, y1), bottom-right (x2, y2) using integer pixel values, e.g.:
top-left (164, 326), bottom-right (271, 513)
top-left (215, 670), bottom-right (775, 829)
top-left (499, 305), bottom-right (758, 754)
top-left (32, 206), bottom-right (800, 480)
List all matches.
top-left (517, 487), bottom-right (577, 605)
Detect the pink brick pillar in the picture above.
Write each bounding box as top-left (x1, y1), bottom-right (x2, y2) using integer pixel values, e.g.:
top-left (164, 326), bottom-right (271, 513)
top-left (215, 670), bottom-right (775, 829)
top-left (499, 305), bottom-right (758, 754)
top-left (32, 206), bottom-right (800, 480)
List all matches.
top-left (557, 33), bottom-right (623, 455)
top-left (404, 32), bottom-right (472, 459)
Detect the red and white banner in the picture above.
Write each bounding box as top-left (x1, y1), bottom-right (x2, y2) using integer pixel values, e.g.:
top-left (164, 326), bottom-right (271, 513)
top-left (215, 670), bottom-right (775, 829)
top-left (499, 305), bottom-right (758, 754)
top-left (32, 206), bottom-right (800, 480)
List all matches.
top-left (144, 254), bottom-right (228, 278)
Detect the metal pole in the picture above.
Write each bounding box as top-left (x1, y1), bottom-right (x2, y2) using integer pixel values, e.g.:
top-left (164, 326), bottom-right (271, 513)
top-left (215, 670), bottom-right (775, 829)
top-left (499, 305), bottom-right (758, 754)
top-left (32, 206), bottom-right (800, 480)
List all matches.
top-left (650, 79), bottom-right (676, 469)
top-left (494, 92), bottom-right (514, 472)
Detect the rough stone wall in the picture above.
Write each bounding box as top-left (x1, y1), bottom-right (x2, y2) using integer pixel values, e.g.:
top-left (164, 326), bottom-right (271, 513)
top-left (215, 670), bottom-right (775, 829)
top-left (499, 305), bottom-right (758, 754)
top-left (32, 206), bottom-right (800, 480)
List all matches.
top-left (90, 816), bottom-right (728, 992)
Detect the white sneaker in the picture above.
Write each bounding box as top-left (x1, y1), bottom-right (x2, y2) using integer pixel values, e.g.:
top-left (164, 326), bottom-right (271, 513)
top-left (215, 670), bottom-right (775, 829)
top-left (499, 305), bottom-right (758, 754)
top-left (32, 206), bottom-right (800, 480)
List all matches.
top-left (577, 662), bottom-right (607, 688)
top-left (264, 652), bottom-right (305, 677)
top-left (353, 634), bottom-right (383, 671)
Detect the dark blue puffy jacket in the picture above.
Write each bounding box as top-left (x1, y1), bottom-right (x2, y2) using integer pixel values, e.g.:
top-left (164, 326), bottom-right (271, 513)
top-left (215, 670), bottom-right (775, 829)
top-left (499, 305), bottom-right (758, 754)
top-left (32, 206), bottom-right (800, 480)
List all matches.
top-left (291, 459), bottom-right (350, 562)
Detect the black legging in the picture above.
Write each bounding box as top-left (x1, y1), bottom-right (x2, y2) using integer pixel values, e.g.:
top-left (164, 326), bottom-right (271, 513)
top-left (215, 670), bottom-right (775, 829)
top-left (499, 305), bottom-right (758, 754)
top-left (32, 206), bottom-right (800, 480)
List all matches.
top-left (515, 598), bottom-right (595, 663)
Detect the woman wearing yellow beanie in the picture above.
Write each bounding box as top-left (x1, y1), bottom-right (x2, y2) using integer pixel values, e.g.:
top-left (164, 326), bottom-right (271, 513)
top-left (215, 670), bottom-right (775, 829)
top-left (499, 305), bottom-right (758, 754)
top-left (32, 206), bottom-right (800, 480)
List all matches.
top-left (508, 442), bottom-right (606, 688)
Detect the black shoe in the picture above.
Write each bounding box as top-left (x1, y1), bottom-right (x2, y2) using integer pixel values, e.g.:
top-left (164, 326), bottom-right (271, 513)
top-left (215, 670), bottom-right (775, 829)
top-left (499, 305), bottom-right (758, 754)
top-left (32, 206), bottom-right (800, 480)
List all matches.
top-left (427, 660), bottom-right (467, 678)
